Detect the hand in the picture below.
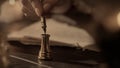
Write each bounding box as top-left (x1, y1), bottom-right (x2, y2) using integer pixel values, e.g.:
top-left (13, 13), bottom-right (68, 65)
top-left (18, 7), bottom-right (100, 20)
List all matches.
top-left (22, 0), bottom-right (58, 21)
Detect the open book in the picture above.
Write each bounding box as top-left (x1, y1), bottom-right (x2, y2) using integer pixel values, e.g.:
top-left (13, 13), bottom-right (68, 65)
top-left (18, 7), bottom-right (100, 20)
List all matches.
top-left (8, 19), bottom-right (100, 52)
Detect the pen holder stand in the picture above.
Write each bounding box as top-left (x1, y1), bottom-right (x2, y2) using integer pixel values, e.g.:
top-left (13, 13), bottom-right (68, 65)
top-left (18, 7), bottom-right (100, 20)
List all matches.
top-left (38, 34), bottom-right (52, 60)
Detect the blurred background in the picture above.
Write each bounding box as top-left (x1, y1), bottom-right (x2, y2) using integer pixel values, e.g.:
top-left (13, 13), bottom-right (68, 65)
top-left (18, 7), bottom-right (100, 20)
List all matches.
top-left (1, 0), bottom-right (120, 68)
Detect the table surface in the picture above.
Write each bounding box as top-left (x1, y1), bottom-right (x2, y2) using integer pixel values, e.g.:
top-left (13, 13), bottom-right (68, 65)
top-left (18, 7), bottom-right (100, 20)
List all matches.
top-left (7, 40), bottom-right (103, 68)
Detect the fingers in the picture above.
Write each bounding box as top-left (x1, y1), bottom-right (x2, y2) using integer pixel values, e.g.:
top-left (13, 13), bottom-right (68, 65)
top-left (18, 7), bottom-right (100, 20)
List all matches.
top-left (30, 0), bottom-right (43, 17)
top-left (30, 0), bottom-right (58, 16)
top-left (22, 0), bottom-right (58, 19)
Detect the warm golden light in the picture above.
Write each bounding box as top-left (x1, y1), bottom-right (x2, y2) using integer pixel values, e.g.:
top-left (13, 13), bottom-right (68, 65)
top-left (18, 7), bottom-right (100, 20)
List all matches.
top-left (117, 12), bottom-right (120, 27)
top-left (9, 0), bottom-right (15, 5)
